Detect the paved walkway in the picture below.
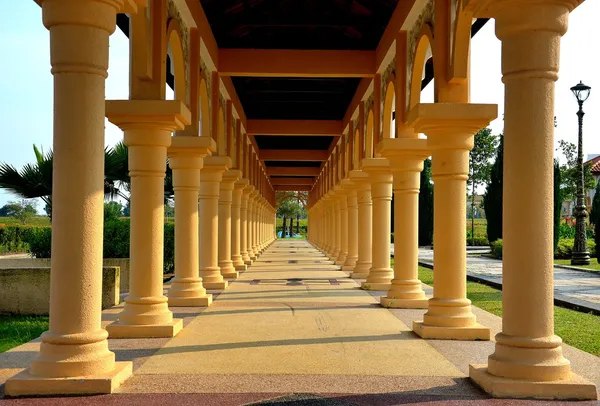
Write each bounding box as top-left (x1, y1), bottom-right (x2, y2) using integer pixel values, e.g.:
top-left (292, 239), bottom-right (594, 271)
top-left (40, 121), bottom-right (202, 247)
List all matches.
top-left (410, 246), bottom-right (600, 313)
top-left (1, 241), bottom-right (599, 404)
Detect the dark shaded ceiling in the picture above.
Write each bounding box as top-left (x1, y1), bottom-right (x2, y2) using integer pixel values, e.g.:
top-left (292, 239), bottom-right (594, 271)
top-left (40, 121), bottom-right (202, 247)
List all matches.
top-left (232, 77), bottom-right (360, 120)
top-left (264, 161), bottom-right (323, 168)
top-left (199, 0), bottom-right (401, 50)
top-left (255, 136), bottom-right (334, 150)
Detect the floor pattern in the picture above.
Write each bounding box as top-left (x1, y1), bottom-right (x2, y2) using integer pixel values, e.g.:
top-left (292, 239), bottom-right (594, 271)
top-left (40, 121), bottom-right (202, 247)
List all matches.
top-left (1, 241), bottom-right (599, 405)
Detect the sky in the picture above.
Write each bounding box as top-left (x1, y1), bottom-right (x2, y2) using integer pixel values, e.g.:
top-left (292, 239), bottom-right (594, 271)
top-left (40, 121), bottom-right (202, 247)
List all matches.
top-left (0, 1), bottom-right (599, 209)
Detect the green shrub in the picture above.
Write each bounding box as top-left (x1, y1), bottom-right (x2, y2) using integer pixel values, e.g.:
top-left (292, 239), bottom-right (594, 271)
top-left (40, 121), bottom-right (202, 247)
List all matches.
top-left (27, 227), bottom-right (52, 258)
top-left (164, 222), bottom-right (174, 274)
top-left (468, 236), bottom-right (489, 246)
top-left (491, 239), bottom-right (503, 259)
top-left (103, 219), bottom-right (130, 258)
top-left (555, 238), bottom-right (596, 259)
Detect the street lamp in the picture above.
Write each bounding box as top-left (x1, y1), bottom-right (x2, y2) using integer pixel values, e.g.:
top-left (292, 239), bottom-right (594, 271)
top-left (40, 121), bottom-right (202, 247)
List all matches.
top-left (570, 81), bottom-right (592, 265)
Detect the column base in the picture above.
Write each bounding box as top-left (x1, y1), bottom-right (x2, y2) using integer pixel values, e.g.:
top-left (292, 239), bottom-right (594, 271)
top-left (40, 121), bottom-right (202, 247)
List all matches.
top-left (412, 321), bottom-right (490, 340)
top-left (244, 260), bottom-right (253, 265)
top-left (106, 319), bottom-right (183, 338)
top-left (469, 365), bottom-right (598, 400)
top-left (203, 281), bottom-right (229, 290)
top-left (342, 265), bottom-right (356, 272)
top-left (380, 297), bottom-right (429, 309)
top-left (361, 282), bottom-right (391, 291)
top-left (168, 295), bottom-right (212, 307)
top-left (235, 264), bottom-right (248, 272)
top-left (222, 271), bottom-right (239, 279)
top-left (5, 361), bottom-right (133, 397)
top-left (350, 272), bottom-right (369, 279)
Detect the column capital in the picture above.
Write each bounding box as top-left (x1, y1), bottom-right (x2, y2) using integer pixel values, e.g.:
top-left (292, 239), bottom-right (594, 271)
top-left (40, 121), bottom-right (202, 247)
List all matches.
top-left (42, 0), bottom-right (143, 32)
top-left (168, 136), bottom-right (215, 171)
top-left (379, 138), bottom-right (429, 172)
top-left (236, 178), bottom-right (250, 191)
top-left (202, 156), bottom-right (231, 182)
top-left (222, 169), bottom-right (242, 186)
top-left (362, 158), bottom-right (392, 184)
top-left (407, 103), bottom-right (497, 150)
top-left (106, 100), bottom-right (191, 135)
top-left (465, 0), bottom-right (581, 21)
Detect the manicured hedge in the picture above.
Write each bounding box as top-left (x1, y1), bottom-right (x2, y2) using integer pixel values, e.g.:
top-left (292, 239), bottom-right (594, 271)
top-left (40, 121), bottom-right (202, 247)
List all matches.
top-left (0, 220), bottom-right (175, 274)
top-left (490, 238), bottom-right (597, 260)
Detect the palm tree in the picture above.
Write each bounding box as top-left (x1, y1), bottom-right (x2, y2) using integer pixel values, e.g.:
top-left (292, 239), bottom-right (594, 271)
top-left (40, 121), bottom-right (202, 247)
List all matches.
top-left (0, 143), bottom-right (131, 217)
top-left (277, 199), bottom-right (300, 238)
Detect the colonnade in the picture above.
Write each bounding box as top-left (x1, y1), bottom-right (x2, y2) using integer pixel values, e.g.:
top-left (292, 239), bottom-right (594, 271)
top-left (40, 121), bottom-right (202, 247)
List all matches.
top-left (4, 0), bottom-right (276, 395)
top-left (308, 0), bottom-right (597, 399)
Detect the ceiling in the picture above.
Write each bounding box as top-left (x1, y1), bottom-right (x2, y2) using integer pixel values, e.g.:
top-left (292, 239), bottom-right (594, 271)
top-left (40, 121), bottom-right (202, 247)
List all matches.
top-left (116, 5), bottom-right (487, 191)
top-left (198, 0), bottom-right (402, 189)
top-left (199, 0), bottom-right (401, 50)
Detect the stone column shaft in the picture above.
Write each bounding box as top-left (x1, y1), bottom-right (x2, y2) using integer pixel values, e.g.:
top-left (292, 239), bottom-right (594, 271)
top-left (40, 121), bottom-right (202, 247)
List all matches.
top-left (6, 0), bottom-right (134, 395)
top-left (343, 189), bottom-right (359, 271)
top-left (363, 160), bottom-right (393, 291)
top-left (167, 137), bottom-right (214, 307)
top-left (470, 2), bottom-right (597, 399)
top-left (241, 189), bottom-right (252, 264)
top-left (218, 170), bottom-right (240, 279)
top-left (232, 181), bottom-right (248, 271)
top-left (336, 193), bottom-right (349, 265)
top-left (199, 156), bottom-right (230, 290)
top-left (352, 175), bottom-right (373, 278)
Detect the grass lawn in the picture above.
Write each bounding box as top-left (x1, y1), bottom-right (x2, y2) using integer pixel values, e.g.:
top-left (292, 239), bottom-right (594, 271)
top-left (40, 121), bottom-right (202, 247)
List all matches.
top-left (0, 315), bottom-right (48, 353)
top-left (0, 216), bottom-right (50, 227)
top-left (554, 259), bottom-right (600, 272)
top-left (417, 266), bottom-right (600, 357)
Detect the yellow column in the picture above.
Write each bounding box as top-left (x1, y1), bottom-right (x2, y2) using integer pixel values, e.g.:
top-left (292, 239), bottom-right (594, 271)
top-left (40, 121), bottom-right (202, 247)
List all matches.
top-left (219, 170), bottom-right (241, 279)
top-left (321, 199), bottom-right (330, 253)
top-left (233, 180), bottom-right (249, 272)
top-left (470, 1), bottom-right (597, 399)
top-left (350, 171), bottom-right (372, 278)
top-left (199, 156), bottom-right (231, 290)
top-left (5, 0), bottom-right (136, 395)
top-left (241, 187), bottom-right (252, 264)
top-left (343, 181), bottom-right (358, 272)
top-left (104, 100), bottom-right (187, 338)
top-left (336, 188), bottom-right (349, 265)
top-left (167, 137), bottom-right (215, 307)
top-left (362, 159), bottom-right (393, 291)
top-left (380, 139), bottom-right (429, 308)
top-left (408, 103), bottom-right (495, 340)
top-left (248, 190), bottom-right (258, 260)
top-left (331, 196), bottom-right (341, 260)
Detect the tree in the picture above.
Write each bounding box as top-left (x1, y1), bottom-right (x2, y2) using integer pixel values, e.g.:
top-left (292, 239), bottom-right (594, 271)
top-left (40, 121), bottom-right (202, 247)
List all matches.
top-left (0, 203), bottom-right (15, 217)
top-left (557, 140), bottom-right (595, 202)
top-left (483, 134), bottom-right (504, 243)
top-left (277, 198), bottom-right (300, 238)
top-left (554, 160), bottom-right (563, 253)
top-left (468, 128), bottom-right (498, 246)
top-left (591, 180), bottom-right (600, 261)
top-left (5, 200), bottom-right (37, 225)
top-left (0, 143), bottom-right (131, 217)
top-left (418, 158), bottom-right (434, 246)
top-left (104, 201), bottom-right (123, 222)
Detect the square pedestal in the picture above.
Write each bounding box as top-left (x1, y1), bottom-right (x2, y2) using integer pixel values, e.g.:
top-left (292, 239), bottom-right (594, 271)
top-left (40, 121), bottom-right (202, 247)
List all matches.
top-left (413, 321), bottom-right (490, 340)
top-left (4, 361), bottom-right (132, 397)
top-left (244, 260), bottom-right (253, 265)
top-left (204, 281), bottom-right (228, 290)
top-left (380, 297), bottom-right (429, 309)
top-left (350, 272), bottom-right (369, 279)
top-left (469, 365), bottom-right (598, 400)
top-left (235, 264), bottom-right (248, 272)
top-left (222, 271), bottom-right (239, 279)
top-left (106, 319), bottom-right (183, 338)
top-left (361, 282), bottom-right (392, 291)
top-left (168, 294), bottom-right (212, 307)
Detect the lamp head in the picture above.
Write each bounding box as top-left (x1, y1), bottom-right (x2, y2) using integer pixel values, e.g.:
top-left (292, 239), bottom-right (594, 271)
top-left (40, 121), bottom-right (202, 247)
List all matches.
top-left (571, 81), bottom-right (591, 104)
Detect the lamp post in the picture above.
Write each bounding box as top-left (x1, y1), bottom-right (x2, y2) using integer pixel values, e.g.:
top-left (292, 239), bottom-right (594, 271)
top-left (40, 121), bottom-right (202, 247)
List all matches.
top-left (570, 81), bottom-right (592, 266)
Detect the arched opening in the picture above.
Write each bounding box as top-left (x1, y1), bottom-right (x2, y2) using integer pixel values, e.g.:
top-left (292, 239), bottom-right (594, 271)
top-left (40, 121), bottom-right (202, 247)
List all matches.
top-left (199, 78), bottom-right (210, 138)
top-left (217, 107), bottom-right (226, 156)
top-left (365, 110), bottom-right (374, 159)
top-left (165, 20), bottom-right (186, 103)
top-left (354, 129), bottom-right (360, 170)
top-left (409, 27), bottom-right (435, 109)
top-left (382, 80), bottom-right (396, 139)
